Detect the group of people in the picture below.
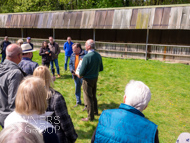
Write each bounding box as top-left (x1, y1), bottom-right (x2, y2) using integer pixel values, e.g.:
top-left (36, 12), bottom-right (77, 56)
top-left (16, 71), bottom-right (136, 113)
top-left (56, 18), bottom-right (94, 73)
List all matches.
top-left (1, 35), bottom-right (186, 143)
top-left (0, 43), bottom-right (77, 143)
top-left (0, 36), bottom-right (104, 142)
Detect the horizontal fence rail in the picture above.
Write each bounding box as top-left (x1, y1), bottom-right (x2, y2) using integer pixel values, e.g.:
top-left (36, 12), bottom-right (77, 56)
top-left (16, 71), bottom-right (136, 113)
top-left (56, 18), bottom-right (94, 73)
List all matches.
top-left (1, 37), bottom-right (190, 63)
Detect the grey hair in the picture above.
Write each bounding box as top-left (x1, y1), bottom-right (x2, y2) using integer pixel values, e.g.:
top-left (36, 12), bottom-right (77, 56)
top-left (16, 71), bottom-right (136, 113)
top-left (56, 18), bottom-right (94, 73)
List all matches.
top-left (6, 45), bottom-right (22, 58)
top-left (124, 80), bottom-right (151, 112)
top-left (0, 122), bottom-right (44, 143)
top-left (86, 40), bottom-right (95, 49)
top-left (17, 39), bottom-right (24, 44)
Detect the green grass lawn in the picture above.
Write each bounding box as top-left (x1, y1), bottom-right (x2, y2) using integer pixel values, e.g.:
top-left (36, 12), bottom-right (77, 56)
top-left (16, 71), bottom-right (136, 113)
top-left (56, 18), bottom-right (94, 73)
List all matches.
top-left (1, 51), bottom-right (190, 143)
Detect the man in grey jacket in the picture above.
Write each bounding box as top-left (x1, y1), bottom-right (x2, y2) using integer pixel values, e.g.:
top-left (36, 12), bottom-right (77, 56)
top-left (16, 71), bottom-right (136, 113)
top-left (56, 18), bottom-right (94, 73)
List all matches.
top-left (0, 44), bottom-right (25, 128)
top-left (48, 36), bottom-right (60, 79)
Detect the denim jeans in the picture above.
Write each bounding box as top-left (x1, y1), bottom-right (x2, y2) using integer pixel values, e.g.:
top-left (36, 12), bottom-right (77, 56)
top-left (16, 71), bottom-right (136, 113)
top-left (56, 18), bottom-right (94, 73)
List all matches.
top-left (64, 56), bottom-right (70, 71)
top-left (50, 58), bottom-right (60, 75)
top-left (74, 76), bottom-right (83, 104)
top-left (1, 52), bottom-right (6, 63)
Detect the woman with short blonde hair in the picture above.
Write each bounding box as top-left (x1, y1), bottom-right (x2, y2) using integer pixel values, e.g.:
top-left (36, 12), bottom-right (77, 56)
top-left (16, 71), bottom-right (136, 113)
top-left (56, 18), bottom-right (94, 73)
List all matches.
top-left (15, 76), bottom-right (47, 114)
top-left (0, 122), bottom-right (44, 143)
top-left (4, 76), bottom-right (59, 143)
top-left (33, 66), bottom-right (78, 143)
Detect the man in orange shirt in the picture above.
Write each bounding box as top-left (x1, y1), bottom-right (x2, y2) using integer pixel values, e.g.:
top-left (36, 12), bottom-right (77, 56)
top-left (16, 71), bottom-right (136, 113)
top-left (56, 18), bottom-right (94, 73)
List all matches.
top-left (69, 43), bottom-right (87, 107)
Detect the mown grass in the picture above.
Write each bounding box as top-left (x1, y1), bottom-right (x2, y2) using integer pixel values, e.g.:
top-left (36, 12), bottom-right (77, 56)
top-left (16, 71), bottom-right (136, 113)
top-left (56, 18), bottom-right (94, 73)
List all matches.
top-left (1, 51), bottom-right (190, 143)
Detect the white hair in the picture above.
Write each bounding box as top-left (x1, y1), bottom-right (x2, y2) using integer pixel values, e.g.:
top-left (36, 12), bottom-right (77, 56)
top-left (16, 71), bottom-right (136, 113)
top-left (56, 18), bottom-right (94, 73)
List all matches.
top-left (0, 122), bottom-right (44, 143)
top-left (124, 80), bottom-right (151, 112)
top-left (87, 40), bottom-right (95, 49)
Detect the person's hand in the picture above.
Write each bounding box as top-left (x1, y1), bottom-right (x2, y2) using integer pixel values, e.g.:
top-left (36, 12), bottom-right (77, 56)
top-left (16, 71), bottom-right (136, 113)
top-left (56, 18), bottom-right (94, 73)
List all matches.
top-left (45, 51), bottom-right (49, 54)
top-left (49, 53), bottom-right (51, 56)
top-left (72, 70), bottom-right (75, 75)
top-left (75, 74), bottom-right (83, 79)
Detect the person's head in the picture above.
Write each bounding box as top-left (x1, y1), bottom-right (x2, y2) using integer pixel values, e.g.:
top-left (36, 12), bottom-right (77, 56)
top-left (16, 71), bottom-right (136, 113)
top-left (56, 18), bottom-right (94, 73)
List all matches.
top-left (26, 37), bottom-right (31, 43)
top-left (123, 80), bottom-right (151, 112)
top-left (4, 36), bottom-right (8, 41)
top-left (0, 122), bottom-right (44, 143)
top-left (42, 41), bottom-right (48, 48)
top-left (49, 36), bottom-right (53, 44)
top-left (33, 66), bottom-right (53, 99)
top-left (176, 132), bottom-right (190, 143)
top-left (72, 43), bottom-right (82, 55)
top-left (85, 39), bottom-right (95, 51)
top-left (17, 39), bottom-right (24, 46)
top-left (21, 44), bottom-right (36, 59)
top-left (67, 37), bottom-right (71, 44)
top-left (6, 44), bottom-right (22, 64)
top-left (15, 76), bottom-right (47, 115)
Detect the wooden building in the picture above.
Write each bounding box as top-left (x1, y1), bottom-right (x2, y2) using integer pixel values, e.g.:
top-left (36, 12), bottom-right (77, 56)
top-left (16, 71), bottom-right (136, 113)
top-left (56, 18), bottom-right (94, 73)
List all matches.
top-left (0, 4), bottom-right (190, 63)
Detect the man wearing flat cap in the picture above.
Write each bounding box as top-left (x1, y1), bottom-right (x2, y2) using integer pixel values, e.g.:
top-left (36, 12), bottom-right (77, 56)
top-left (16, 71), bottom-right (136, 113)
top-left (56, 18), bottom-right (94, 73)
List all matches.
top-left (24, 37), bottom-right (34, 49)
top-left (18, 43), bottom-right (38, 75)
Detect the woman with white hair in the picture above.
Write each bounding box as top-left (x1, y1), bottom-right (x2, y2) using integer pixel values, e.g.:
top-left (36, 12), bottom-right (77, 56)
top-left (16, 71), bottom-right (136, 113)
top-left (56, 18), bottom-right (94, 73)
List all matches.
top-left (4, 76), bottom-right (59, 143)
top-left (33, 66), bottom-right (78, 143)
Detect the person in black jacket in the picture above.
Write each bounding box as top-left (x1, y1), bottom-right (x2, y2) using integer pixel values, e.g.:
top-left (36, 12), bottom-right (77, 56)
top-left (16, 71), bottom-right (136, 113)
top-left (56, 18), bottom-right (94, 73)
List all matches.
top-left (0, 36), bottom-right (11, 63)
top-left (39, 41), bottom-right (52, 68)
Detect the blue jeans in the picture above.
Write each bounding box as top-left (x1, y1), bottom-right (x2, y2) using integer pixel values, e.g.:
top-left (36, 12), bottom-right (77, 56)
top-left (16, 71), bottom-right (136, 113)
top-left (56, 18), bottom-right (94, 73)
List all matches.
top-left (64, 56), bottom-right (70, 71)
top-left (50, 59), bottom-right (60, 75)
top-left (74, 76), bottom-right (83, 104)
top-left (1, 52), bottom-right (6, 63)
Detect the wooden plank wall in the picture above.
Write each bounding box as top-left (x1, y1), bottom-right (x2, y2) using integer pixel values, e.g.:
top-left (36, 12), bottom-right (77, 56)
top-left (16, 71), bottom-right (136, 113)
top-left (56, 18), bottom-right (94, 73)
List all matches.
top-left (0, 6), bottom-right (190, 30)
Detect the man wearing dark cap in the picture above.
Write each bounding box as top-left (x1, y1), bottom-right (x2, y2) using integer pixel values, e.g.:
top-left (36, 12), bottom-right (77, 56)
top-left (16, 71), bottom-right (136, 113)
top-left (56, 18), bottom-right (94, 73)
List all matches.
top-left (18, 43), bottom-right (38, 75)
top-left (0, 36), bottom-right (11, 63)
top-left (24, 37), bottom-right (34, 49)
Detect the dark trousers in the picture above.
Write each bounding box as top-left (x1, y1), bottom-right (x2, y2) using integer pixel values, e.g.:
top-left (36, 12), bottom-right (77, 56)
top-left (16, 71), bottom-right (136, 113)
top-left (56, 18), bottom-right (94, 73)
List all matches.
top-left (42, 61), bottom-right (50, 68)
top-left (82, 78), bottom-right (98, 121)
top-left (1, 52), bottom-right (6, 63)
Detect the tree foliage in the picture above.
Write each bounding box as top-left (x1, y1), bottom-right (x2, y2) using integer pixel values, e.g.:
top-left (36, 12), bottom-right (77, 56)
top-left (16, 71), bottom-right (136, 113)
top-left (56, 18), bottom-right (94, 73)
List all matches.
top-left (0, 0), bottom-right (189, 13)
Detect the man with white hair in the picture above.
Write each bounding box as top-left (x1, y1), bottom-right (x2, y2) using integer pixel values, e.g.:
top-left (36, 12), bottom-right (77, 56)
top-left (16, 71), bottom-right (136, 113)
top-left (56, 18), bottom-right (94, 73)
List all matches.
top-left (18, 43), bottom-right (38, 75)
top-left (78, 39), bottom-right (103, 121)
top-left (0, 44), bottom-right (26, 128)
top-left (91, 80), bottom-right (159, 143)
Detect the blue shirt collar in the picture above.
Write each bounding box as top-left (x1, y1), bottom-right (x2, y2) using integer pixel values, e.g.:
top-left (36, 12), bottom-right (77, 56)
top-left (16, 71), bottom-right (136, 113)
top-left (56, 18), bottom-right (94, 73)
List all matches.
top-left (119, 103), bottom-right (145, 117)
top-left (22, 57), bottom-right (32, 61)
top-left (88, 49), bottom-right (94, 54)
top-left (66, 41), bottom-right (73, 45)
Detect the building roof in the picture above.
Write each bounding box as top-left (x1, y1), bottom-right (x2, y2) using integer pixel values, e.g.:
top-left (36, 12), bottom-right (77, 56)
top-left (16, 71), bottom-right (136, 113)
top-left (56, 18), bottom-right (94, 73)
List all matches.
top-left (0, 4), bottom-right (190, 30)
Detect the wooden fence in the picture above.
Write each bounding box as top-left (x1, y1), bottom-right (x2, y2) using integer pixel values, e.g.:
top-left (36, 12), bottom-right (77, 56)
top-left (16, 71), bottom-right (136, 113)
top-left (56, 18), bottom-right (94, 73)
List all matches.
top-left (1, 37), bottom-right (190, 63)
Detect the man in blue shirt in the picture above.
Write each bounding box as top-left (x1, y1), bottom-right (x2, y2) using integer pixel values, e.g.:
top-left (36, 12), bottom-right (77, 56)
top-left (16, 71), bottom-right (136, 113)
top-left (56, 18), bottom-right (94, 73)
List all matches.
top-left (0, 36), bottom-right (11, 63)
top-left (69, 43), bottom-right (87, 107)
top-left (18, 43), bottom-right (38, 75)
top-left (63, 37), bottom-right (73, 71)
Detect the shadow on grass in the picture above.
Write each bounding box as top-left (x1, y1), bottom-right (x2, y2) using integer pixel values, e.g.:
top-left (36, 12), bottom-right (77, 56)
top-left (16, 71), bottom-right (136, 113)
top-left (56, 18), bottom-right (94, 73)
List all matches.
top-left (98, 102), bottom-right (120, 112)
top-left (56, 74), bottom-right (72, 80)
top-left (76, 123), bottom-right (97, 139)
